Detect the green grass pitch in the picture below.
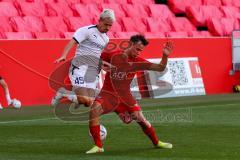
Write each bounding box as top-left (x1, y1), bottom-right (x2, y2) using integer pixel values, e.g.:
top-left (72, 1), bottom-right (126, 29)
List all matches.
top-left (0, 94), bottom-right (240, 160)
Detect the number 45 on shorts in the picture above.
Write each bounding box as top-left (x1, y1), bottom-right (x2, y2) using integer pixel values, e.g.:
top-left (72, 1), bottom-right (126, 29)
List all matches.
top-left (75, 77), bottom-right (84, 84)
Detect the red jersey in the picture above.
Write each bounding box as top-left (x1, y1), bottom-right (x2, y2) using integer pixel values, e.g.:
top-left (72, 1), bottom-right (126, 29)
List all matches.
top-left (0, 66), bottom-right (3, 79)
top-left (100, 50), bottom-right (152, 102)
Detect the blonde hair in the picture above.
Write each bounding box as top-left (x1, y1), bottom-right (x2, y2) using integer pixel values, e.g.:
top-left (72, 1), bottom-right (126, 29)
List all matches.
top-left (100, 9), bottom-right (115, 21)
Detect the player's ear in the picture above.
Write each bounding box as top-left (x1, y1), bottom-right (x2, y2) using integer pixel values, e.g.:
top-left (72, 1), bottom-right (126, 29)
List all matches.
top-left (98, 17), bottom-right (103, 24)
top-left (126, 41), bottom-right (133, 50)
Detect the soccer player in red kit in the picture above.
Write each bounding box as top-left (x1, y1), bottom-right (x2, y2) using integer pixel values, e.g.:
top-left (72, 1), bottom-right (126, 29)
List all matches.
top-left (87, 35), bottom-right (174, 154)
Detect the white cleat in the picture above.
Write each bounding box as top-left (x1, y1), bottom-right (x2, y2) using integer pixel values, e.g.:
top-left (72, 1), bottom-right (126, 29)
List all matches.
top-left (0, 103), bottom-right (3, 110)
top-left (51, 97), bottom-right (59, 107)
top-left (51, 87), bottom-right (66, 106)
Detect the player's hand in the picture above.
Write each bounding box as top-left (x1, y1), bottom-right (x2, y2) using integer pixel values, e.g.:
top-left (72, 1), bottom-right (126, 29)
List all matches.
top-left (162, 41), bottom-right (174, 56)
top-left (102, 61), bottom-right (116, 72)
top-left (54, 56), bottom-right (66, 63)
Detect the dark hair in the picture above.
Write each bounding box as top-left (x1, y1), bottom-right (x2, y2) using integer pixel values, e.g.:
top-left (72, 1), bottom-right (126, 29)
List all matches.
top-left (130, 34), bottom-right (149, 46)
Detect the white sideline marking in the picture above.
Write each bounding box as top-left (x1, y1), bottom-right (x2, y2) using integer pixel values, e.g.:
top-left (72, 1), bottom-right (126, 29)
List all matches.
top-left (0, 117), bottom-right (58, 124)
top-left (0, 103), bottom-right (238, 124)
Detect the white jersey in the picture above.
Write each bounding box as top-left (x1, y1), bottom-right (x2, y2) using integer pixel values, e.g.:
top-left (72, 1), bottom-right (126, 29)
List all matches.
top-left (69, 25), bottom-right (109, 90)
top-left (73, 25), bottom-right (109, 58)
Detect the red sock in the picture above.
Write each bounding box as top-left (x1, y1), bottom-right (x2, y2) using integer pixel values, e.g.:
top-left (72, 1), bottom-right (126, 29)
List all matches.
top-left (138, 122), bottom-right (159, 145)
top-left (90, 125), bottom-right (103, 148)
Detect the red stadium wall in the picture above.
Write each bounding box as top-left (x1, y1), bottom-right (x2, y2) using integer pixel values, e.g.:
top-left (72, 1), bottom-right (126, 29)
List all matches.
top-left (0, 38), bottom-right (240, 106)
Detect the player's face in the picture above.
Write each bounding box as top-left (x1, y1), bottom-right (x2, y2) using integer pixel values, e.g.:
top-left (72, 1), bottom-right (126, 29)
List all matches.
top-left (129, 42), bottom-right (145, 58)
top-left (98, 18), bottom-right (113, 33)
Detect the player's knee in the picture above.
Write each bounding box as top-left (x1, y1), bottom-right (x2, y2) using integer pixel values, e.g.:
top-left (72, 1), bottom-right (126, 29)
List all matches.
top-left (143, 120), bottom-right (151, 128)
top-left (84, 98), bottom-right (93, 107)
top-left (132, 112), bottom-right (149, 126)
top-left (77, 95), bottom-right (93, 107)
top-left (131, 112), bottom-right (142, 121)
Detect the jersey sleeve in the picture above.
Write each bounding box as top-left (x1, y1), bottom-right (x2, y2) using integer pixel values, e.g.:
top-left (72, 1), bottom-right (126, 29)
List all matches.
top-left (129, 57), bottom-right (152, 71)
top-left (73, 27), bottom-right (89, 44)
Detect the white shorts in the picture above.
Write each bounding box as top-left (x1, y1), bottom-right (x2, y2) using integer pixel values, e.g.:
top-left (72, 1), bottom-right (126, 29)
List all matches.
top-left (69, 64), bottom-right (99, 90)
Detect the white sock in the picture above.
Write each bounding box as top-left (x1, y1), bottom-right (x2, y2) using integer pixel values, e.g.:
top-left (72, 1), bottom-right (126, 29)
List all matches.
top-left (61, 90), bottom-right (77, 103)
top-left (55, 87), bottom-right (78, 103)
top-left (66, 94), bottom-right (78, 103)
top-left (5, 89), bottom-right (12, 104)
top-left (55, 87), bottom-right (69, 99)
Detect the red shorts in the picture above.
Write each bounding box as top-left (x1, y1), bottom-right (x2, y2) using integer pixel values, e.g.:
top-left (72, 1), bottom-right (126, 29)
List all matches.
top-left (95, 90), bottom-right (141, 123)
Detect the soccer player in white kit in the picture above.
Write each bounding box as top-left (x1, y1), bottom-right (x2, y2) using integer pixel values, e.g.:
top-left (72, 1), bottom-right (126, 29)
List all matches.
top-left (52, 9), bottom-right (115, 107)
top-left (0, 76), bottom-right (20, 109)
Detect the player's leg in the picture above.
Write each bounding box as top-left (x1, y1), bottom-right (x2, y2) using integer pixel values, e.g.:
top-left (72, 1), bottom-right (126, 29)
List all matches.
top-left (86, 90), bottom-right (118, 154)
top-left (52, 64), bottom-right (97, 107)
top-left (86, 101), bottom-right (104, 154)
top-left (115, 104), bottom-right (159, 145)
top-left (115, 104), bottom-right (157, 143)
top-left (132, 109), bottom-right (173, 149)
top-left (52, 87), bottom-right (71, 105)
top-left (0, 76), bottom-right (3, 109)
top-left (0, 78), bottom-right (12, 105)
top-left (69, 63), bottom-right (98, 107)
top-left (51, 87), bottom-right (80, 106)
top-left (51, 87), bottom-right (95, 108)
top-left (74, 87), bottom-right (95, 107)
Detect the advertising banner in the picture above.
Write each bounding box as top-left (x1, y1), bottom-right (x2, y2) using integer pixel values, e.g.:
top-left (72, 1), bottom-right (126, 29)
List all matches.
top-left (129, 57), bottom-right (205, 99)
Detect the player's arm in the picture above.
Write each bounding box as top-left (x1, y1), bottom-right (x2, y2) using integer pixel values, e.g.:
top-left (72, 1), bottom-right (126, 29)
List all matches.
top-left (100, 52), bottom-right (116, 72)
top-left (54, 39), bottom-right (77, 63)
top-left (54, 27), bottom-right (88, 63)
top-left (101, 60), bottom-right (116, 72)
top-left (148, 41), bottom-right (173, 71)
